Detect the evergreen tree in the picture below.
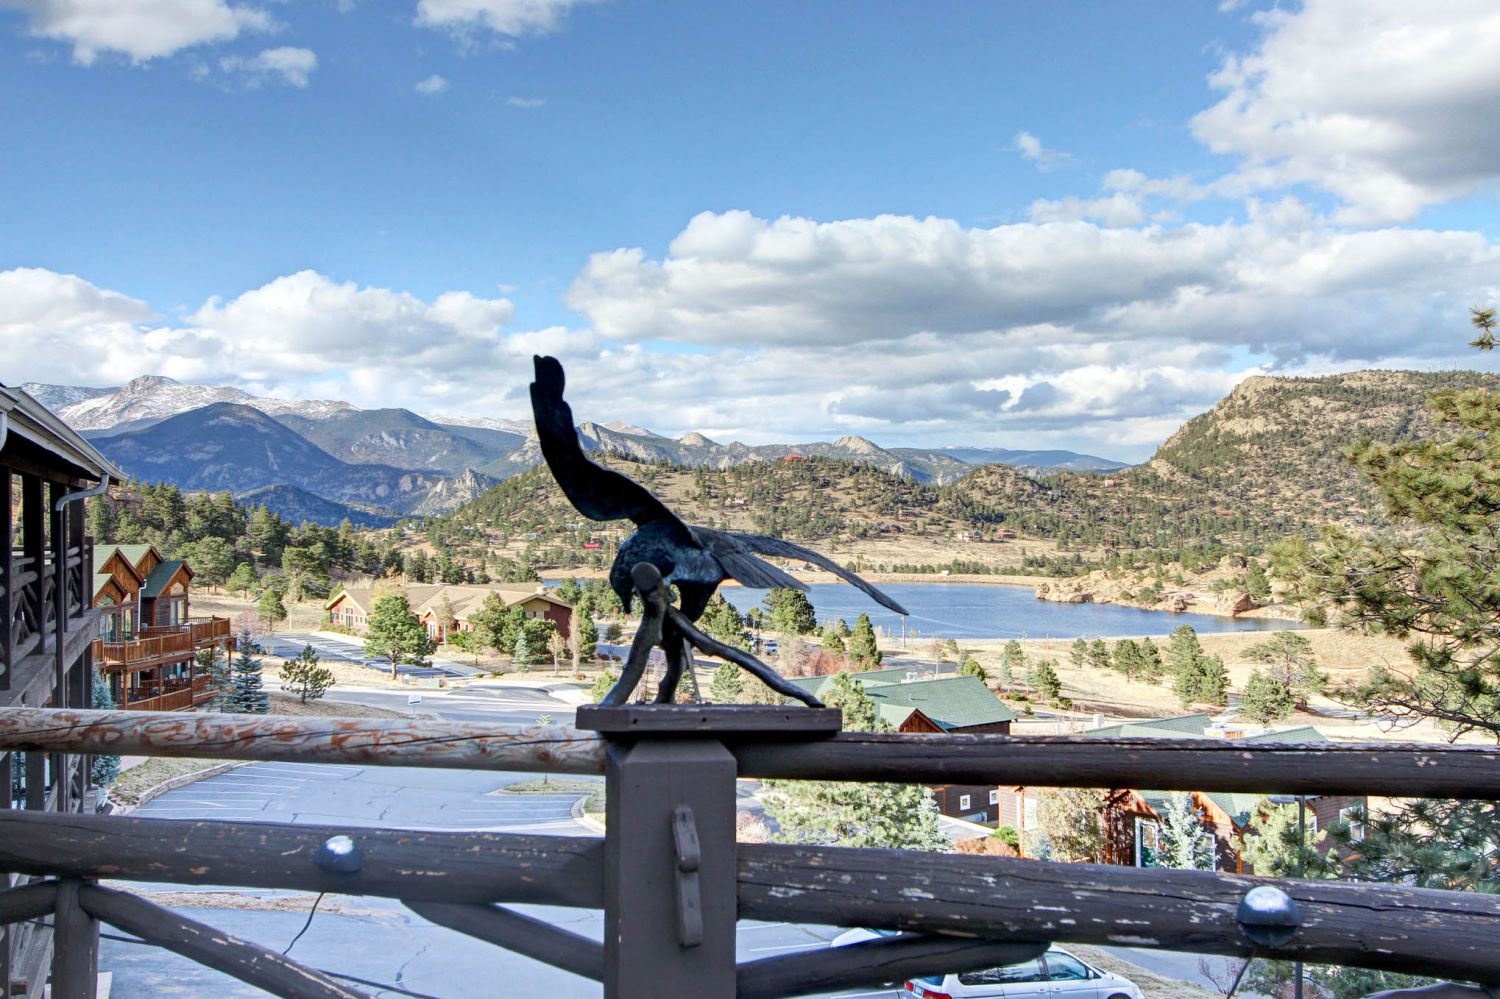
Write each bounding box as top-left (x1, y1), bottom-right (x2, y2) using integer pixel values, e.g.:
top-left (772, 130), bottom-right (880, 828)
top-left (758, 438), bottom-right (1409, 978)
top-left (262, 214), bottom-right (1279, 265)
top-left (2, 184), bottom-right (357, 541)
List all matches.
top-left (708, 662), bottom-right (744, 704)
top-left (513, 619), bottom-right (554, 669)
top-left (1112, 638), bottom-right (1141, 680)
top-left (762, 675), bottom-right (946, 850)
top-left (993, 651), bottom-right (1014, 691)
top-left (1068, 637), bottom-right (1089, 670)
top-left (1155, 792), bottom-right (1214, 870)
top-left (848, 613), bottom-right (881, 668)
top-left (257, 588), bottom-right (287, 631)
top-left (700, 594), bottom-right (751, 651)
top-left (1244, 562), bottom-right (1272, 602)
top-left (1034, 660), bottom-right (1062, 703)
top-left (821, 626), bottom-right (846, 654)
top-left (227, 562), bottom-right (257, 597)
top-left (198, 645), bottom-right (232, 710)
top-left (278, 644), bottom-right (335, 703)
top-left (1087, 639), bottom-right (1112, 671)
top-left (958, 657), bottom-right (987, 681)
top-left (90, 669), bottom-right (119, 786)
top-left (227, 630), bottom-right (270, 714)
top-left (1000, 639), bottom-right (1026, 680)
top-left (577, 614), bottom-right (599, 661)
top-left (1241, 668), bottom-right (1296, 723)
top-left (1166, 625), bottom-right (1205, 677)
top-left (1241, 797), bottom-right (1332, 878)
top-left (590, 669), bottom-right (618, 703)
top-left (1137, 637), bottom-right (1166, 684)
top-left (364, 594), bottom-right (436, 678)
top-left (765, 588), bottom-right (817, 635)
top-left (1243, 632), bottom-right (1326, 708)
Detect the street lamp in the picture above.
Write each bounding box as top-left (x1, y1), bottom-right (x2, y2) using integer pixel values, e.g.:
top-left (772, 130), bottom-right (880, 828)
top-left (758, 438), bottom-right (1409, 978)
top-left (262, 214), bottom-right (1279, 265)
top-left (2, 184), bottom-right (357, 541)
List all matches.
top-left (1267, 794), bottom-right (1306, 999)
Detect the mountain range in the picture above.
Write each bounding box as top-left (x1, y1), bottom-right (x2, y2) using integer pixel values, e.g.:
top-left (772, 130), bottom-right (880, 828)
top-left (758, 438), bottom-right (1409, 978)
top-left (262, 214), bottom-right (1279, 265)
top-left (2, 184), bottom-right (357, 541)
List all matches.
top-left (18, 376), bottom-right (1128, 526)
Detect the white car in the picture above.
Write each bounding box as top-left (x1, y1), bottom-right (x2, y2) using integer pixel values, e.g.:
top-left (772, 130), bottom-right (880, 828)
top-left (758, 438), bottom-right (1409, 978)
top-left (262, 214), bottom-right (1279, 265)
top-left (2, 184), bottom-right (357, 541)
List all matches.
top-left (900, 947), bottom-right (1142, 999)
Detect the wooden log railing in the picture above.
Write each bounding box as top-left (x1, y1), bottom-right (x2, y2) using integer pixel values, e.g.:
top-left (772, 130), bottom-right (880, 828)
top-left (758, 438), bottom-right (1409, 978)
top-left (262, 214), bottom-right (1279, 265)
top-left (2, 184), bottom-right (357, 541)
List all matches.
top-left (4, 704), bottom-right (1500, 997)
top-left (3, 705), bottom-right (1499, 798)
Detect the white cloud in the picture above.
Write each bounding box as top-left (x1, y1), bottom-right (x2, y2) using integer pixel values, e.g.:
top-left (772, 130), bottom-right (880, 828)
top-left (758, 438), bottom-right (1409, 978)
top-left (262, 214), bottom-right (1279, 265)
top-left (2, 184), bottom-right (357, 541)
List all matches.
top-left (414, 73), bottom-right (448, 94)
top-left (1, 0), bottom-right (271, 64)
top-left (505, 95), bottom-right (544, 108)
top-left (415, 0), bottom-right (602, 39)
top-left (1, 268), bottom-right (520, 409)
top-left (219, 46), bottom-right (316, 88)
top-left (1014, 130), bottom-right (1076, 172)
top-left (1193, 0), bottom-right (1500, 223)
top-left (1029, 193), bottom-right (1148, 227)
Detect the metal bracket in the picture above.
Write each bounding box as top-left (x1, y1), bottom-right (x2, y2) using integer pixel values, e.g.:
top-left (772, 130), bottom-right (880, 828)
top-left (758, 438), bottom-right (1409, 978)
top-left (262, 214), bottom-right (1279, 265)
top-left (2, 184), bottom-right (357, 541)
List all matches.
top-left (671, 805), bottom-right (703, 947)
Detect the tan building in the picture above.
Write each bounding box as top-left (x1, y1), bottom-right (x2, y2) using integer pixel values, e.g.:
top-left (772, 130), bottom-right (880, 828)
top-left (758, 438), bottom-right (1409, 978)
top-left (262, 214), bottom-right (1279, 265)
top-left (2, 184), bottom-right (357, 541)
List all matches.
top-left (326, 583), bottom-right (573, 641)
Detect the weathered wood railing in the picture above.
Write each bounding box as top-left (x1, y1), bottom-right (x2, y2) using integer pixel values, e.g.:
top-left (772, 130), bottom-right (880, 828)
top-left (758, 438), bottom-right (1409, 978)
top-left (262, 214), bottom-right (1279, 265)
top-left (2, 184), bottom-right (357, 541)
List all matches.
top-left (0, 704), bottom-right (1498, 998)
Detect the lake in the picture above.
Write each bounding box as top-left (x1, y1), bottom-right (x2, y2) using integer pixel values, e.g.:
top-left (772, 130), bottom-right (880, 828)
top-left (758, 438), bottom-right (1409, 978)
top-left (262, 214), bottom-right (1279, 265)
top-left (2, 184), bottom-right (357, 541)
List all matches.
top-left (717, 581), bottom-right (1297, 641)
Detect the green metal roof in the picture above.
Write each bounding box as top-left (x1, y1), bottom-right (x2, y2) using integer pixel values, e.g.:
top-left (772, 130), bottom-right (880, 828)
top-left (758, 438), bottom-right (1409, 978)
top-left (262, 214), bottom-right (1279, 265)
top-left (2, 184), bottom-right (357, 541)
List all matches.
top-left (786, 672), bottom-right (1014, 730)
top-left (864, 676), bottom-right (1014, 730)
top-left (92, 572), bottom-right (113, 598)
top-left (142, 559), bottom-right (188, 598)
top-left (1241, 725), bottom-right (1327, 744)
top-left (1084, 713), bottom-right (1215, 740)
top-left (94, 544), bottom-right (154, 572)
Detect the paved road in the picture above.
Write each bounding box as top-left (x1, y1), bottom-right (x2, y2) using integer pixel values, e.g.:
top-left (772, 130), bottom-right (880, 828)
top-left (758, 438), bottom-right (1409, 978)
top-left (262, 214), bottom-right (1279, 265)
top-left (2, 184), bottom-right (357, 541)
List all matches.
top-left (260, 630), bottom-right (486, 678)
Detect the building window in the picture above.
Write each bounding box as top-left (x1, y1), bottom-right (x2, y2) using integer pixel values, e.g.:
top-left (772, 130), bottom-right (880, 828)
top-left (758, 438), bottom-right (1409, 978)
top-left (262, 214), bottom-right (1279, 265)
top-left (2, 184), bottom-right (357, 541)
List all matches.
top-left (989, 789), bottom-right (1000, 805)
top-left (1340, 804), bottom-right (1366, 841)
top-left (959, 794), bottom-right (971, 811)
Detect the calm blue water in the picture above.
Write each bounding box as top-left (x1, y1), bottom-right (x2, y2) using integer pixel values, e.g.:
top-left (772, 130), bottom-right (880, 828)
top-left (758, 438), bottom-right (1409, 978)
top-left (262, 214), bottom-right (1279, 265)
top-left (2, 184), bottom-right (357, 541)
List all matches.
top-left (717, 582), bottom-right (1296, 641)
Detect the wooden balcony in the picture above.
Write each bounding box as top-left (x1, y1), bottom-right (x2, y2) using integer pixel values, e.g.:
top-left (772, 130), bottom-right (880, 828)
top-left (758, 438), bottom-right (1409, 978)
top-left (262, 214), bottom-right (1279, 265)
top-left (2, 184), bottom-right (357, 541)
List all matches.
top-left (95, 617), bottom-right (233, 673)
top-left (119, 676), bottom-right (216, 713)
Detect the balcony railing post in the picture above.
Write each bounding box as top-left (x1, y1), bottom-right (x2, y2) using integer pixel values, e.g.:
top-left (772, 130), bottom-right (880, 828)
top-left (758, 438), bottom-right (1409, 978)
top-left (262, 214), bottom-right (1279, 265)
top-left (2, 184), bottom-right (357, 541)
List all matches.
top-left (1, 469), bottom-right (12, 691)
top-left (578, 704), bottom-right (842, 999)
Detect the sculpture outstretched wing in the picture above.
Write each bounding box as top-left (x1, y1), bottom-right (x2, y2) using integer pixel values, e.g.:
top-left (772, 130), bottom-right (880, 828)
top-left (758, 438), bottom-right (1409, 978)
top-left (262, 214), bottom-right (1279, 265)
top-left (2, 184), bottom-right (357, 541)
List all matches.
top-left (530, 355), bottom-right (684, 529)
top-left (703, 528), bottom-right (910, 617)
top-left (691, 527), bottom-right (809, 592)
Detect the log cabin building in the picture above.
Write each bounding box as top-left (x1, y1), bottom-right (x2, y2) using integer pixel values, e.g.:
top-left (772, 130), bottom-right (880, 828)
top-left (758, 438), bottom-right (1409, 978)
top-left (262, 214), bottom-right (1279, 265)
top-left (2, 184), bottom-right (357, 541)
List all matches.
top-left (997, 714), bottom-right (1366, 872)
top-left (1, 383), bottom-right (119, 997)
top-left (788, 670), bottom-right (1015, 824)
top-left (90, 544), bottom-right (233, 712)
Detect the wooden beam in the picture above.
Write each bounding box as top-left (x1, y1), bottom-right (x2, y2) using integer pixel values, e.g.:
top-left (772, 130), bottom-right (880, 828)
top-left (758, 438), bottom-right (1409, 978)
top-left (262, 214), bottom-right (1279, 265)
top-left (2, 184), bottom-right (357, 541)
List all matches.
top-left (736, 933), bottom-right (1048, 999)
top-left (77, 883), bottom-right (369, 999)
top-left (404, 902), bottom-right (603, 982)
top-left (737, 843), bottom-right (1500, 982)
top-left (50, 879), bottom-right (97, 999)
top-left (0, 705), bottom-right (606, 774)
top-left (0, 880), bottom-right (58, 924)
top-left (0, 811), bottom-right (604, 907)
top-left (732, 731), bottom-right (1500, 799)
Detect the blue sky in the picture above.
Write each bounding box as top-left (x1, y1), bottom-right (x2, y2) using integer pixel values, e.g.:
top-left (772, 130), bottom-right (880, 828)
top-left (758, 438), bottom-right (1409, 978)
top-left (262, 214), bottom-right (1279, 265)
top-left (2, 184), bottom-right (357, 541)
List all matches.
top-left (4, 1), bottom-right (1500, 461)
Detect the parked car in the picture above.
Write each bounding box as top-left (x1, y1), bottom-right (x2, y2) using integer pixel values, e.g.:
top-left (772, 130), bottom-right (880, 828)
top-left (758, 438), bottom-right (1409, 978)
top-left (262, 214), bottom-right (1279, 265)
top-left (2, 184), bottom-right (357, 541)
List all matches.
top-left (900, 947), bottom-right (1141, 999)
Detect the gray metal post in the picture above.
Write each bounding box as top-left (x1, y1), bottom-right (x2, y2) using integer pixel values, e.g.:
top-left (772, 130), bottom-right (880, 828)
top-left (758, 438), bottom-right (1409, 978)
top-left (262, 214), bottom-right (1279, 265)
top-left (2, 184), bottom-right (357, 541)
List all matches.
top-left (602, 735), bottom-right (737, 997)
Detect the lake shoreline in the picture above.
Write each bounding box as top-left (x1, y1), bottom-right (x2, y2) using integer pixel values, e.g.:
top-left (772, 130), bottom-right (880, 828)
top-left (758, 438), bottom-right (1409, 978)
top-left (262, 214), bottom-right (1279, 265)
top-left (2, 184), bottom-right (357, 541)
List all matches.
top-left (554, 566), bottom-right (1293, 623)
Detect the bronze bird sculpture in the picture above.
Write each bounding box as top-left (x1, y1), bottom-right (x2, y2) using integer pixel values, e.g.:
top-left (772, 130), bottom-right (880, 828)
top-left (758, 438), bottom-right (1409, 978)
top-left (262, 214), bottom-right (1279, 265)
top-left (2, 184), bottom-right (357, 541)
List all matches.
top-left (530, 355), bottom-right (908, 704)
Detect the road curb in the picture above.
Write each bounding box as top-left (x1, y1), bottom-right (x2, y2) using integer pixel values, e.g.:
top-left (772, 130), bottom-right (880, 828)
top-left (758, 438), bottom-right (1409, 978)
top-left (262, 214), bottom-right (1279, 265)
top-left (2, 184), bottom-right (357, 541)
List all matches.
top-left (106, 760), bottom-right (247, 816)
top-left (572, 792), bottom-right (606, 835)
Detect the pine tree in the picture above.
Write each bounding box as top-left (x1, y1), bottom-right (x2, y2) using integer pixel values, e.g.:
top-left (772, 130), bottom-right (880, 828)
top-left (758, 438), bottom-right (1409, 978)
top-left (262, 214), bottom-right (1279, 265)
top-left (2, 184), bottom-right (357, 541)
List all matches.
top-left (90, 669), bottom-right (119, 787)
top-left (708, 662), bottom-right (744, 704)
top-left (1241, 797), bottom-right (1332, 878)
top-left (1243, 632), bottom-right (1325, 707)
top-left (227, 630), bottom-right (270, 714)
top-left (848, 613), bottom-right (881, 668)
top-left (1155, 792), bottom-right (1214, 870)
top-left (1241, 668), bottom-right (1296, 723)
top-left (257, 588), bottom-right (287, 631)
top-left (364, 593), bottom-right (436, 678)
top-left (958, 657), bottom-right (987, 681)
top-left (1112, 638), bottom-right (1140, 680)
top-left (1068, 638), bottom-right (1089, 670)
top-left (1034, 660), bottom-right (1062, 703)
top-left (590, 669), bottom-right (618, 703)
top-left (1000, 639), bottom-right (1026, 681)
top-left (578, 614), bottom-right (599, 661)
top-left (700, 594), bottom-right (750, 650)
top-left (762, 675), bottom-right (946, 850)
top-left (227, 562), bottom-right (257, 597)
top-left (766, 588), bottom-right (817, 635)
top-left (1137, 637), bottom-right (1166, 684)
top-left (1087, 639), bottom-right (1112, 671)
top-left (278, 644), bottom-right (335, 703)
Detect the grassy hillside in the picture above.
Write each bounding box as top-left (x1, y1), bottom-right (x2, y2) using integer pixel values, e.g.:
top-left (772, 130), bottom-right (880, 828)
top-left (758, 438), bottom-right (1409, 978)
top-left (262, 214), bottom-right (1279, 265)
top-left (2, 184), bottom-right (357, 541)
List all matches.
top-left (435, 369), bottom-right (1497, 573)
